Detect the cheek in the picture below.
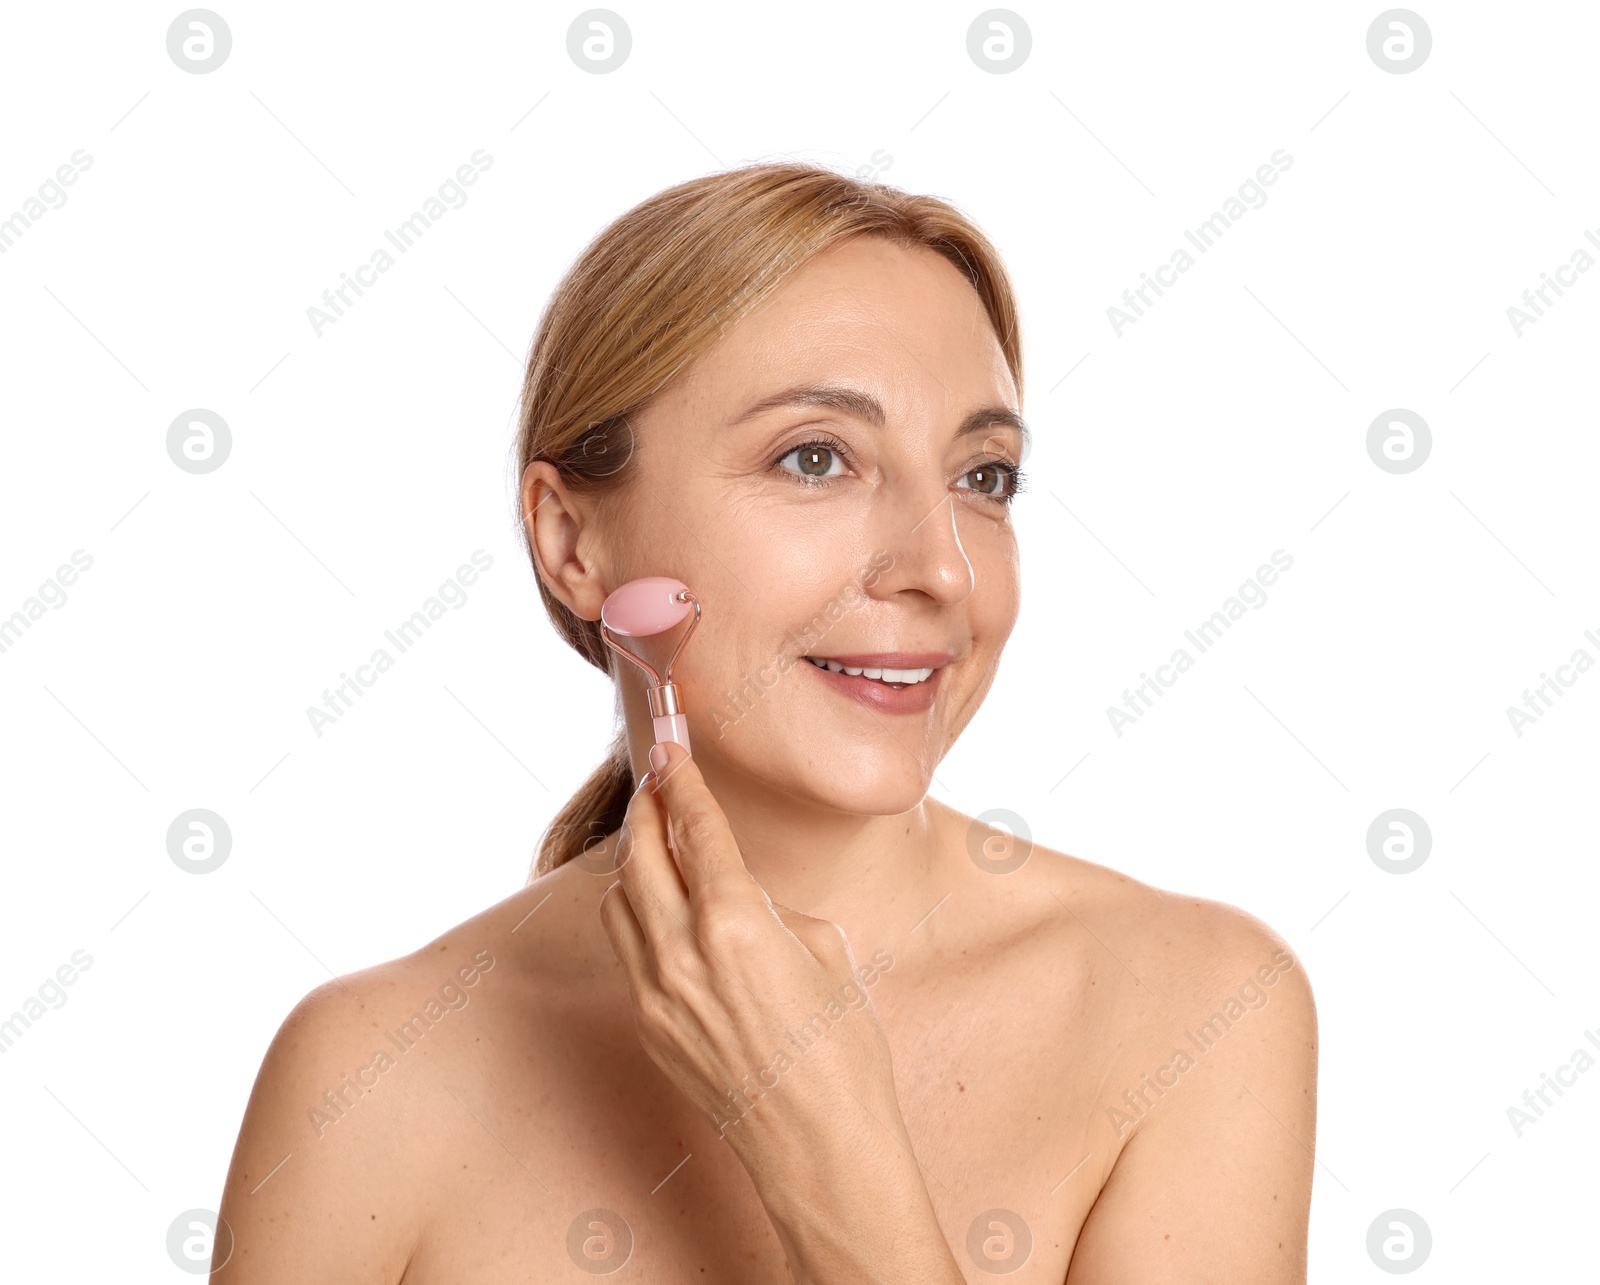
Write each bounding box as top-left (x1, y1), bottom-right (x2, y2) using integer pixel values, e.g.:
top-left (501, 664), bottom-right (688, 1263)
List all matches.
top-left (716, 500), bottom-right (882, 622)
top-left (965, 522), bottom-right (1021, 634)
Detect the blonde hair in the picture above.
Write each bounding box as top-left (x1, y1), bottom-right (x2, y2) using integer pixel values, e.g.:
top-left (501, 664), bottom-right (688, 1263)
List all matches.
top-left (514, 160), bottom-right (1024, 881)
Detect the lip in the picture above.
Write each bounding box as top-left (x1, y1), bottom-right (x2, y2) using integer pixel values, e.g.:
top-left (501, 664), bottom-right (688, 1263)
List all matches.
top-left (804, 652), bottom-right (956, 669)
top-left (800, 653), bottom-right (951, 715)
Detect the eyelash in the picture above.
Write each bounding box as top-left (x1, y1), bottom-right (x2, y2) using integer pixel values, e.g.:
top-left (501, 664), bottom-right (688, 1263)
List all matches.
top-left (771, 433), bottom-right (1029, 505)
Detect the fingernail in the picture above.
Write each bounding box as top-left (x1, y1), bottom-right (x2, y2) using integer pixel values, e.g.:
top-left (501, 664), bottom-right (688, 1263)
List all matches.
top-left (648, 743), bottom-right (668, 775)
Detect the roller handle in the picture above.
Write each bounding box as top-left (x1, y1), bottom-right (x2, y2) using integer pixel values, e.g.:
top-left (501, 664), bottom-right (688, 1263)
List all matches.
top-left (651, 712), bottom-right (691, 755)
top-left (650, 714), bottom-right (690, 880)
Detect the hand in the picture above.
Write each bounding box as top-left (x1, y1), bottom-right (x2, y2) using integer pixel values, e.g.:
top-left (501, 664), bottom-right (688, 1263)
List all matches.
top-left (598, 741), bottom-right (969, 1284)
top-left (597, 741), bottom-right (898, 1172)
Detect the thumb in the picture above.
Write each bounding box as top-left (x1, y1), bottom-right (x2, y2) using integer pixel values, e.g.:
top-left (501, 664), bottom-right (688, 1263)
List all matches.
top-left (645, 740), bottom-right (741, 884)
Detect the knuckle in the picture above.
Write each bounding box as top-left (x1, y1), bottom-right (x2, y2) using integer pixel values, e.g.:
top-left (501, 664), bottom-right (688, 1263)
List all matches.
top-left (655, 940), bottom-right (705, 992)
top-left (672, 807), bottom-right (721, 853)
top-left (700, 903), bottom-right (766, 956)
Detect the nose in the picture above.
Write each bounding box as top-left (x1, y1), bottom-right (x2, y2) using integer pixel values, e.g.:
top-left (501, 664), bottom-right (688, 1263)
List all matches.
top-left (866, 483), bottom-right (975, 606)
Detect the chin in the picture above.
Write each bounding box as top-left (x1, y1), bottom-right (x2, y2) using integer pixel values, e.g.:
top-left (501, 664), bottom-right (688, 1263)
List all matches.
top-left (784, 756), bottom-right (932, 817)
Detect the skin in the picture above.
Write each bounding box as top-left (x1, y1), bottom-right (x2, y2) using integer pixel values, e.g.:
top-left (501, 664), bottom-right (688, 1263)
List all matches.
top-left (212, 235), bottom-right (1318, 1283)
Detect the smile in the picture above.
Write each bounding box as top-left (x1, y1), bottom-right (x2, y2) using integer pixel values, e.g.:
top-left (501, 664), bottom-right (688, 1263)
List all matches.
top-left (803, 656), bottom-right (936, 687)
top-left (799, 651), bottom-right (954, 714)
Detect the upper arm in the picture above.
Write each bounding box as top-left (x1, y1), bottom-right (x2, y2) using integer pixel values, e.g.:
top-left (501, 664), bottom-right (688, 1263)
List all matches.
top-left (212, 974), bottom-right (424, 1283)
top-left (1066, 907), bottom-right (1319, 1284)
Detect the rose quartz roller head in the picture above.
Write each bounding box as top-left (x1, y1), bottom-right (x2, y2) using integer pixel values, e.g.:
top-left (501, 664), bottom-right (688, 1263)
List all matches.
top-left (600, 577), bottom-right (701, 756)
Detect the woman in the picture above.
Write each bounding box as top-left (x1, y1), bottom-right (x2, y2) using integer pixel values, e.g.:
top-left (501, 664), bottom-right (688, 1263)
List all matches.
top-left (214, 161), bottom-right (1317, 1282)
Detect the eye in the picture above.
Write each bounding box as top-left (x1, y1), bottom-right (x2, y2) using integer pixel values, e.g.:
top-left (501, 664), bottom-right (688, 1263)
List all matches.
top-left (957, 460), bottom-right (1026, 504)
top-left (774, 437), bottom-right (851, 484)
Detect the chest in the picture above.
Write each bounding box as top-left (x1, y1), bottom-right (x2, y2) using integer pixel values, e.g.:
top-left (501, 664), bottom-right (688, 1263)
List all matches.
top-left (400, 958), bottom-right (1127, 1283)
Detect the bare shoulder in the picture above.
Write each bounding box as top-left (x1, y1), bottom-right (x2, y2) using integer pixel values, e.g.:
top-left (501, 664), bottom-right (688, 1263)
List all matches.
top-left (954, 800), bottom-right (1315, 1032)
top-left (1063, 845), bottom-right (1315, 1018)
top-left (214, 866), bottom-right (597, 1282)
top-left (961, 821), bottom-right (1319, 1283)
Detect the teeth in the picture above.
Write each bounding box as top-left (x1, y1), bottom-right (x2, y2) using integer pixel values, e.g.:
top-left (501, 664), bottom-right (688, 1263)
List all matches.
top-left (805, 657), bottom-right (936, 685)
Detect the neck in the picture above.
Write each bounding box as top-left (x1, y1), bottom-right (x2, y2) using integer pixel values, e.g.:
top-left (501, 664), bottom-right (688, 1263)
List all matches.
top-left (625, 744), bottom-right (955, 948)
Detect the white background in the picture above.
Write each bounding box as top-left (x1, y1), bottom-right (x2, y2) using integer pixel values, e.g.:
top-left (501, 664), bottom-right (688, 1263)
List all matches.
top-left (1, 0), bottom-right (1595, 1279)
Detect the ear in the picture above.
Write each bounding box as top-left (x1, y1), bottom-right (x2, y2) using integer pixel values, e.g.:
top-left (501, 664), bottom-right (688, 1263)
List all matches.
top-left (521, 459), bottom-right (608, 622)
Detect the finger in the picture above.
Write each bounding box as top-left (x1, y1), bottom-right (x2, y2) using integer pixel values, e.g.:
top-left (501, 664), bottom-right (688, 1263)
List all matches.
top-left (612, 769), bottom-right (695, 957)
top-left (645, 740), bottom-right (749, 899)
top-left (598, 878), bottom-right (656, 989)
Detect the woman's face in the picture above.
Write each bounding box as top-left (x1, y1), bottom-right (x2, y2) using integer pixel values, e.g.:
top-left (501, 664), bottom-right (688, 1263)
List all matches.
top-left (557, 234), bottom-right (1024, 816)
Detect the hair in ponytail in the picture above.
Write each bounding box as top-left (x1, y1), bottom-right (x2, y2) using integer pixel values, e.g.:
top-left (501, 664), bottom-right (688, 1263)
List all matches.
top-left (514, 160), bottom-right (1023, 881)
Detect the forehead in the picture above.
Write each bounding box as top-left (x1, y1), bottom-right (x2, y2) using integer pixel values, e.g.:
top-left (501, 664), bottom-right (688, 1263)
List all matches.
top-left (663, 235), bottom-right (1016, 422)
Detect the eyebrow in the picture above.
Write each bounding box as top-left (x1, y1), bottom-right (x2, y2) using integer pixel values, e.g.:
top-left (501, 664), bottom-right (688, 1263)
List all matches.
top-left (731, 382), bottom-right (1030, 454)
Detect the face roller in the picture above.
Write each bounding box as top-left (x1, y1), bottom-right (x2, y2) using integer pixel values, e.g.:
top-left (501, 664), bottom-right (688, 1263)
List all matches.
top-left (600, 577), bottom-right (701, 756)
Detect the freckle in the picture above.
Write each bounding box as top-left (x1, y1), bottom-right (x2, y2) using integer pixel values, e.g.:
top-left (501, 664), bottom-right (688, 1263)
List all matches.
top-left (1164, 1233), bottom-right (1170, 1240)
